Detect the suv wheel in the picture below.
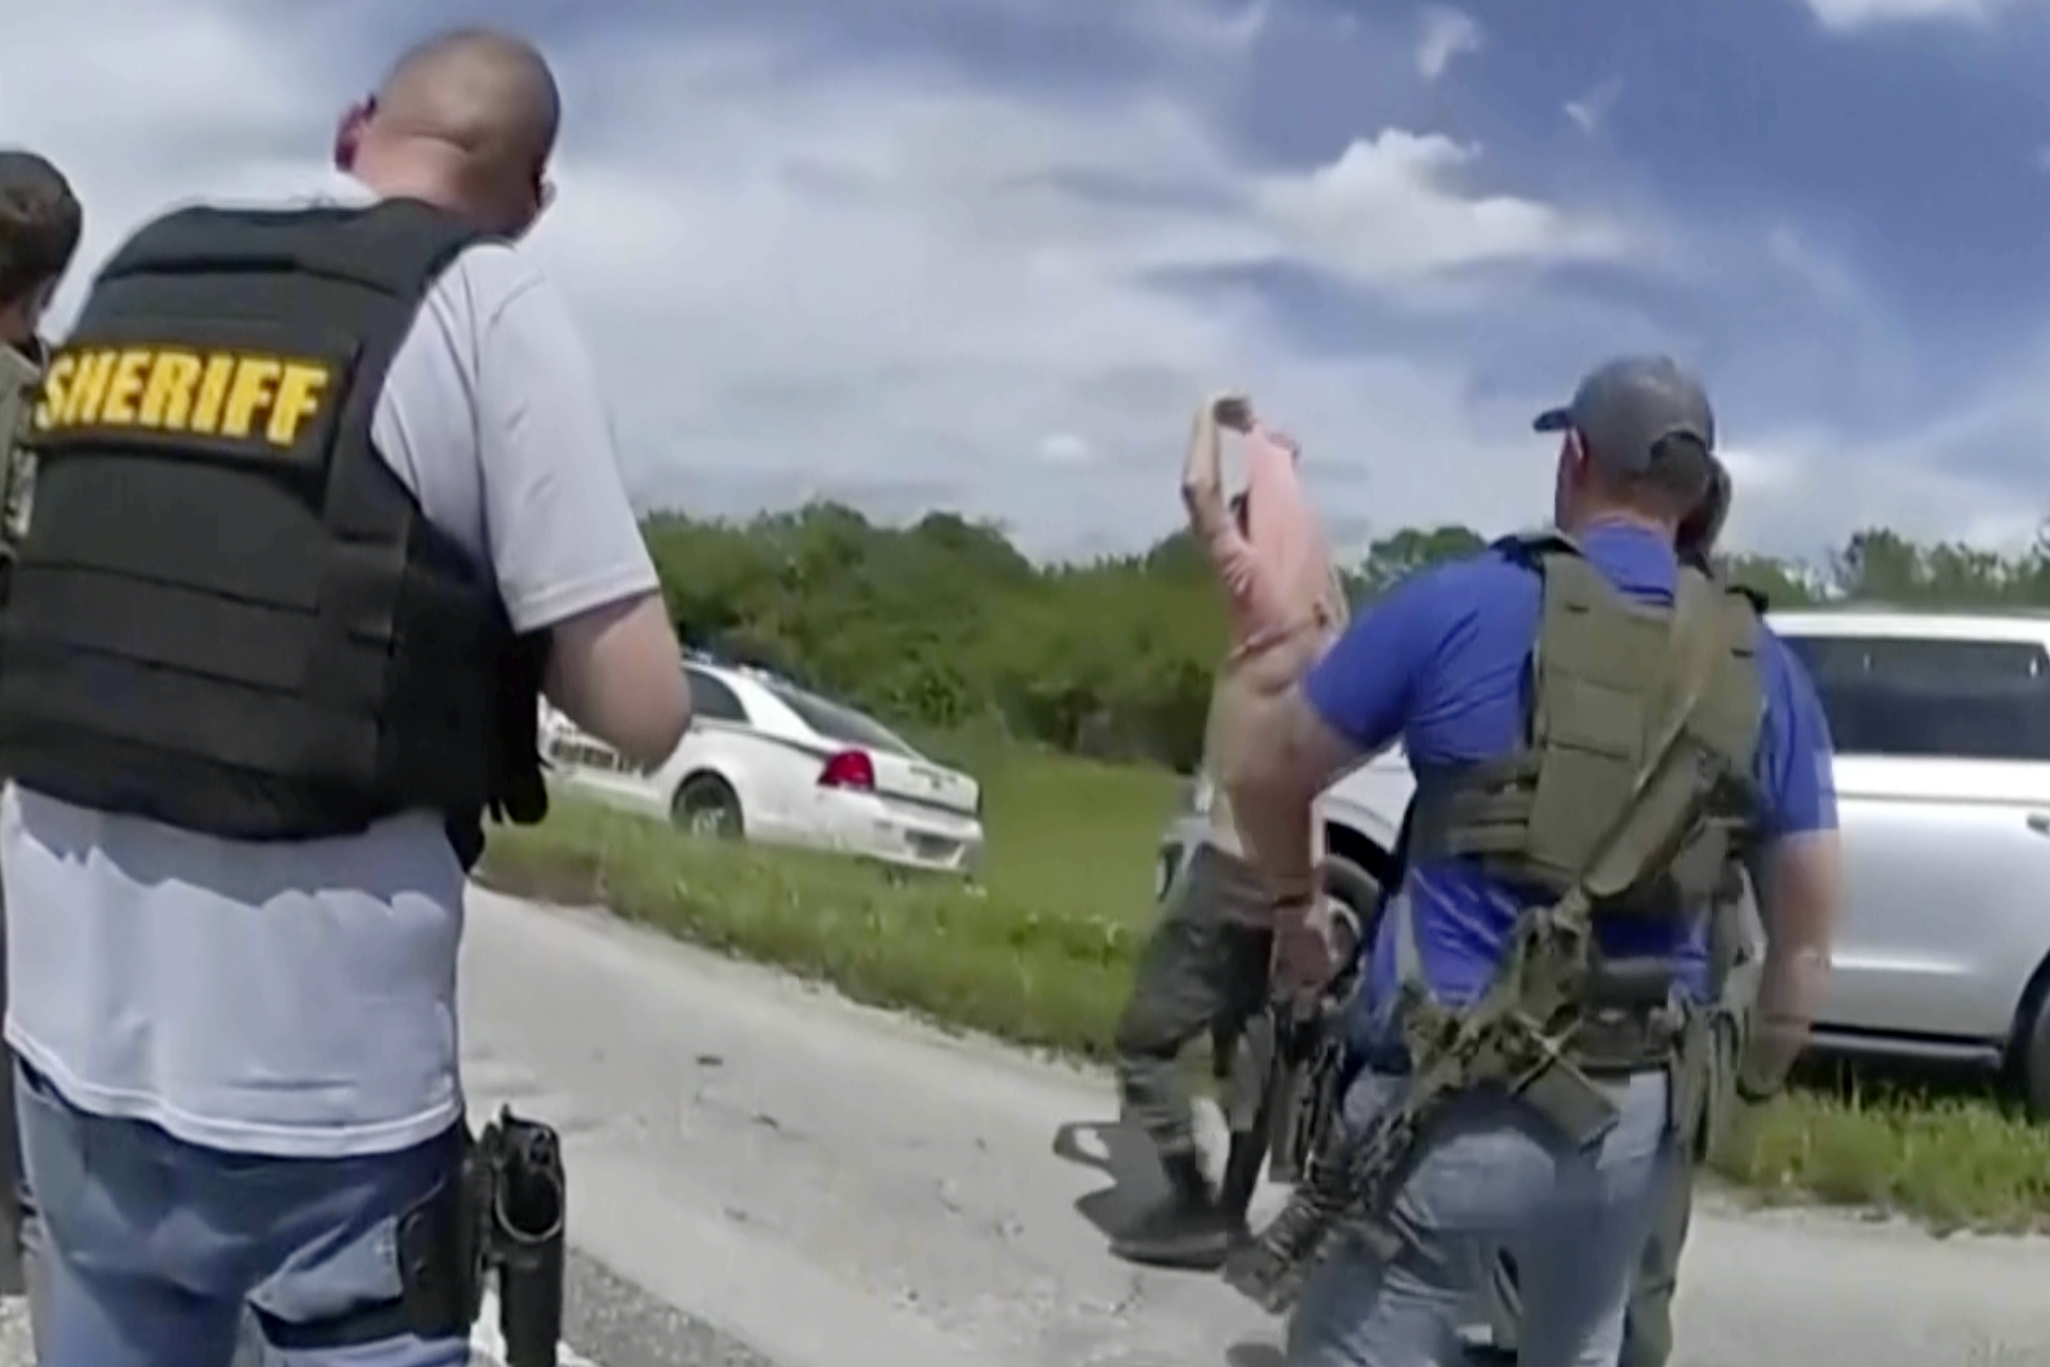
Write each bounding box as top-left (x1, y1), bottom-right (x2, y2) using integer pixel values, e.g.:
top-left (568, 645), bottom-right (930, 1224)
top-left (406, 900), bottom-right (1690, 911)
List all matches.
top-left (1321, 854), bottom-right (1382, 941)
top-left (2011, 981), bottom-right (2050, 1119)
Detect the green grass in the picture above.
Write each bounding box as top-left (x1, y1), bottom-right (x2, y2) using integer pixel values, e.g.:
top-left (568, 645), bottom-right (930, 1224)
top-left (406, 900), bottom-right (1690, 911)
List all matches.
top-left (909, 727), bottom-right (1181, 924)
top-left (479, 738), bottom-right (2050, 1233)
top-left (1714, 1082), bottom-right (2050, 1233)
top-left (478, 794), bottom-right (1139, 1057)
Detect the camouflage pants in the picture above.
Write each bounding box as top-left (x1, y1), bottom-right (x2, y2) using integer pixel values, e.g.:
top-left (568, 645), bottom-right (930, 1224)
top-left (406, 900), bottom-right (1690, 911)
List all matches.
top-left (1114, 843), bottom-right (1273, 1159)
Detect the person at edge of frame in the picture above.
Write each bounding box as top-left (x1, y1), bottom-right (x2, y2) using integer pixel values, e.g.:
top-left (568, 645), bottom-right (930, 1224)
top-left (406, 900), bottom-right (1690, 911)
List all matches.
top-left (0, 28), bottom-right (691, 1367)
top-left (1107, 391), bottom-right (1350, 1271)
top-left (1616, 439), bottom-right (1763, 1367)
top-left (1225, 354), bottom-right (1843, 1366)
top-left (0, 144), bottom-right (82, 1364)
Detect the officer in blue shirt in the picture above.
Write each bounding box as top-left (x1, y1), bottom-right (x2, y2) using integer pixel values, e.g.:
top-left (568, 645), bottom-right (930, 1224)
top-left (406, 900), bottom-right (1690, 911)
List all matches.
top-left (1228, 356), bottom-right (1842, 1366)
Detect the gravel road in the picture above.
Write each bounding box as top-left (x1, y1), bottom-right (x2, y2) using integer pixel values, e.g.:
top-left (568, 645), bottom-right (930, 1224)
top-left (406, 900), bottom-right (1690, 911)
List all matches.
top-left (14, 888), bottom-right (2049, 1367)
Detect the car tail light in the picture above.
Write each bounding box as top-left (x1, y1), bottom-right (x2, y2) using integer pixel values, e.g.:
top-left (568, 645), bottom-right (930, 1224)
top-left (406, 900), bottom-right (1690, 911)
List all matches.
top-left (818, 749), bottom-right (876, 791)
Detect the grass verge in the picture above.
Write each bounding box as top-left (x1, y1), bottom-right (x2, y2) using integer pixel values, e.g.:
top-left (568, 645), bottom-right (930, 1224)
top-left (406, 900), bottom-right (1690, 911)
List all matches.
top-left (477, 795), bottom-right (1138, 1058)
top-left (479, 793), bottom-right (2050, 1234)
top-left (1715, 1083), bottom-right (2050, 1233)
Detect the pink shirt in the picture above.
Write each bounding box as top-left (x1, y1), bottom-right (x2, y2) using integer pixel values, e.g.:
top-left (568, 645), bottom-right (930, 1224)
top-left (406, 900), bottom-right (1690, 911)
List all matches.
top-left (1184, 425), bottom-right (1348, 877)
top-left (1203, 427), bottom-right (1347, 657)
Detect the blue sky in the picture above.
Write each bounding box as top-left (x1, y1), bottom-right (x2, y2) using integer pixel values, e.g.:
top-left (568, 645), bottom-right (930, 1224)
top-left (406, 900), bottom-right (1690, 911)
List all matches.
top-left (10, 0), bottom-right (2050, 561)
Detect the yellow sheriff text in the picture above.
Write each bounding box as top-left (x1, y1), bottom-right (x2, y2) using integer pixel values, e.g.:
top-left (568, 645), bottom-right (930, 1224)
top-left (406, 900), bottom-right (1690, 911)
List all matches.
top-left (32, 346), bottom-right (331, 450)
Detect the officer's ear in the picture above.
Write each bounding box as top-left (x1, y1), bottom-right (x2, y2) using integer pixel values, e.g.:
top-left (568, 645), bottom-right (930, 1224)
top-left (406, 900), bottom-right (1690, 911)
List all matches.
top-left (1561, 429), bottom-right (1592, 479)
top-left (1552, 430), bottom-right (1591, 527)
top-left (333, 96), bottom-right (375, 174)
top-left (22, 278), bottom-right (57, 331)
top-left (528, 170), bottom-right (556, 233)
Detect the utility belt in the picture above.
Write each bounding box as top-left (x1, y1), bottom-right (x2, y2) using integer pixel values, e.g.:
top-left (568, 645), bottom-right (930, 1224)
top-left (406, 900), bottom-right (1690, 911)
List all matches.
top-left (258, 1107), bottom-right (567, 1367)
top-left (1566, 1007), bottom-right (1683, 1078)
top-left (1564, 953), bottom-right (1689, 1078)
top-left (1360, 953), bottom-right (1688, 1081)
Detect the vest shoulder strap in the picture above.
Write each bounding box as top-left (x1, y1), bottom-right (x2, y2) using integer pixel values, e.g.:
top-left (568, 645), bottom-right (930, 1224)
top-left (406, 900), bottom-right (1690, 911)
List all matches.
top-left (1489, 527), bottom-right (1583, 570)
top-left (96, 198), bottom-right (495, 307)
top-left (1573, 564), bottom-right (1740, 902)
top-left (1686, 571), bottom-right (1768, 771)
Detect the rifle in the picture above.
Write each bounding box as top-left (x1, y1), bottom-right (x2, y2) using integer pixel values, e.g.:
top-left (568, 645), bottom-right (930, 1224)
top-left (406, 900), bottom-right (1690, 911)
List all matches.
top-left (1262, 1000), bottom-right (1333, 1186)
top-left (1211, 902), bottom-right (1359, 1228)
top-left (1230, 902), bottom-right (1360, 1188)
top-left (1223, 575), bottom-right (1736, 1314)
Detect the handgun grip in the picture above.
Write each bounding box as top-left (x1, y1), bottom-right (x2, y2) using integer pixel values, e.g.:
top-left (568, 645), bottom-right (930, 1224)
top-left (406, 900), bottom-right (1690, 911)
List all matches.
top-left (490, 1111), bottom-right (567, 1367)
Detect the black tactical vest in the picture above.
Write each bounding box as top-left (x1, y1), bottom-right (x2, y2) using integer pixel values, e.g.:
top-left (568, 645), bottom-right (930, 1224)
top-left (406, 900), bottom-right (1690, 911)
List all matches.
top-left (0, 198), bottom-right (548, 855)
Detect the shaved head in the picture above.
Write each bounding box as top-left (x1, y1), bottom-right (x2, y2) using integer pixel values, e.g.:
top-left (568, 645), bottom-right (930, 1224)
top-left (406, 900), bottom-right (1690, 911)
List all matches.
top-left (337, 27), bottom-right (562, 238)
top-left (378, 29), bottom-right (559, 168)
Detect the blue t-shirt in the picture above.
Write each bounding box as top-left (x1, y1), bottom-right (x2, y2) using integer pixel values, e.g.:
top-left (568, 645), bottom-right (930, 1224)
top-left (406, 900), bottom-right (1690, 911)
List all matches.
top-left (1303, 522), bottom-right (1838, 1056)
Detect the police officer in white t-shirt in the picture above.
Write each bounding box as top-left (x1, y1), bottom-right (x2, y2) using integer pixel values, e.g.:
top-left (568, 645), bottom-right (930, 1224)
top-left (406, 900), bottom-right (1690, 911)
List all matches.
top-left (0, 28), bottom-right (691, 1367)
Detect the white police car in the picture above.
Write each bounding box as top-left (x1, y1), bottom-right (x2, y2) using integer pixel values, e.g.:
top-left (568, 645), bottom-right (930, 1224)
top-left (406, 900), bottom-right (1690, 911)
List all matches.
top-left (542, 654), bottom-right (985, 876)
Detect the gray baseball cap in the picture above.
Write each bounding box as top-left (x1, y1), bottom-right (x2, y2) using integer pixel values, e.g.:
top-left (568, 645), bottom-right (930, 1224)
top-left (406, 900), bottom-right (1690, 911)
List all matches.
top-left (1533, 355), bottom-right (1715, 473)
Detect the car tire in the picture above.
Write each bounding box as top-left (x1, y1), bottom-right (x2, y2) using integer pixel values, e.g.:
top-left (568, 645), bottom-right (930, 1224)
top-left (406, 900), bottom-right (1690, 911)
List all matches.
top-left (2012, 978), bottom-right (2050, 1120)
top-left (1320, 854), bottom-right (1382, 937)
top-left (672, 774), bottom-right (744, 840)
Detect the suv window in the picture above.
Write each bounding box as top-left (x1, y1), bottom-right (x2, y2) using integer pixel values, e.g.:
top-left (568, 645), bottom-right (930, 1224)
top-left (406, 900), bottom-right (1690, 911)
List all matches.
top-left (766, 684), bottom-right (914, 756)
top-left (1782, 633), bottom-right (2050, 761)
top-left (687, 669), bottom-right (750, 725)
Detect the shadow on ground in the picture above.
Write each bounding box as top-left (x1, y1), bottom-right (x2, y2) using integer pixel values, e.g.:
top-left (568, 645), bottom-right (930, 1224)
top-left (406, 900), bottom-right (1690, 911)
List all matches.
top-left (1050, 1114), bottom-right (1518, 1367)
top-left (1049, 1117), bottom-right (1172, 1245)
top-left (1051, 1116), bottom-right (1296, 1367)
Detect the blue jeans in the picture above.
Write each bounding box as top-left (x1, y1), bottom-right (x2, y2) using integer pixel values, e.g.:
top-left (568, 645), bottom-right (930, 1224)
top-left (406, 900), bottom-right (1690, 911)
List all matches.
top-left (15, 1061), bottom-right (470, 1367)
top-left (1286, 1068), bottom-right (1676, 1367)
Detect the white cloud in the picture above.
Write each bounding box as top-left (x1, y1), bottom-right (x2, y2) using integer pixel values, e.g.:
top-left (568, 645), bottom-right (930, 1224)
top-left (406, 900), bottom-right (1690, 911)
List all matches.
top-left (1717, 394), bottom-right (2050, 561)
top-left (1564, 79), bottom-right (1624, 135)
top-left (2, 0), bottom-right (2028, 571)
top-left (1414, 7), bottom-right (1483, 82)
top-left (1764, 225), bottom-right (1876, 317)
top-left (1253, 132), bottom-right (1632, 282)
top-left (1798, 0), bottom-right (2040, 29)
top-left (1037, 433), bottom-right (1095, 466)
top-left (5, 0), bottom-right (1639, 560)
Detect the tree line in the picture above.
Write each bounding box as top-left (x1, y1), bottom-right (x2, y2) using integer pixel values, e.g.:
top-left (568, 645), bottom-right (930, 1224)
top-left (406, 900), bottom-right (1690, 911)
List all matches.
top-left (645, 506), bottom-right (2050, 772)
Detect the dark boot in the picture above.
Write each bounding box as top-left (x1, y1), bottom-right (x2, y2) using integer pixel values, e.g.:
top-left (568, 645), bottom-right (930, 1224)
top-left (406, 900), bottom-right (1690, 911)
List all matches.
top-left (1216, 1128), bottom-right (1265, 1225)
top-left (1110, 1150), bottom-right (1239, 1271)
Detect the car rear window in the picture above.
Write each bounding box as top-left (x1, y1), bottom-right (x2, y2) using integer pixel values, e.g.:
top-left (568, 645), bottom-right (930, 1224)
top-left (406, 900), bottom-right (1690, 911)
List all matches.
top-left (686, 669), bottom-right (750, 725)
top-left (766, 685), bottom-right (916, 757)
top-left (1782, 633), bottom-right (2050, 761)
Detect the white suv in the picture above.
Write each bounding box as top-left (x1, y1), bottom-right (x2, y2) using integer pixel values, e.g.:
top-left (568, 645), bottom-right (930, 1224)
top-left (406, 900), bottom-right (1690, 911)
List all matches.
top-left (1155, 606), bottom-right (2050, 1114)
